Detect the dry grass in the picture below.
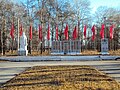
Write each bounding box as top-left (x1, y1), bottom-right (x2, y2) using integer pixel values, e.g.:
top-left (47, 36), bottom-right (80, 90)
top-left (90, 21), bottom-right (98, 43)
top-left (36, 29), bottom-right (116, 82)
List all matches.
top-left (81, 50), bottom-right (100, 55)
top-left (82, 49), bottom-right (120, 55)
top-left (3, 50), bottom-right (18, 56)
top-left (2, 49), bottom-right (120, 56)
top-left (28, 50), bottom-right (50, 56)
top-left (109, 49), bottom-right (120, 55)
top-left (0, 65), bottom-right (120, 90)
top-left (3, 50), bottom-right (50, 56)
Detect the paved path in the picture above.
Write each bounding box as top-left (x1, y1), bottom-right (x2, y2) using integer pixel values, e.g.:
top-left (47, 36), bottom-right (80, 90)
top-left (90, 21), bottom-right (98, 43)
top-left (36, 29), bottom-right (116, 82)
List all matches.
top-left (0, 55), bottom-right (120, 61)
top-left (0, 60), bottom-right (120, 86)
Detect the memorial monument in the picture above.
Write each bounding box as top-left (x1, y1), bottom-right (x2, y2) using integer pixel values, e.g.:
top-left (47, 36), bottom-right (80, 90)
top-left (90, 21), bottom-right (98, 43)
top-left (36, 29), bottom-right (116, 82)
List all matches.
top-left (101, 38), bottom-right (109, 55)
top-left (51, 40), bottom-right (81, 55)
top-left (18, 32), bottom-right (28, 56)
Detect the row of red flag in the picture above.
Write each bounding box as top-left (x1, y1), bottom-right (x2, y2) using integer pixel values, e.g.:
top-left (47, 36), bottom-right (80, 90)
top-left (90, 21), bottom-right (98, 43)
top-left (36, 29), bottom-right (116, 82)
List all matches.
top-left (83, 24), bottom-right (114, 41)
top-left (10, 23), bottom-right (114, 41)
top-left (10, 23), bottom-right (23, 40)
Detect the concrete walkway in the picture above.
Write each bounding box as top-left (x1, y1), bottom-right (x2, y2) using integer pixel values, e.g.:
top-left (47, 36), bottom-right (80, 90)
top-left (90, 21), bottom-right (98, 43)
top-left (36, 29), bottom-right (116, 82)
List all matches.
top-left (0, 60), bottom-right (120, 86)
top-left (0, 55), bottom-right (120, 61)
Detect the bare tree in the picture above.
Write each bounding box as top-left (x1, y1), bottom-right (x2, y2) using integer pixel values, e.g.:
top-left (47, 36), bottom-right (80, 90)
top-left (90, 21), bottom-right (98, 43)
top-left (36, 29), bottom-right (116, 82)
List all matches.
top-left (94, 6), bottom-right (120, 50)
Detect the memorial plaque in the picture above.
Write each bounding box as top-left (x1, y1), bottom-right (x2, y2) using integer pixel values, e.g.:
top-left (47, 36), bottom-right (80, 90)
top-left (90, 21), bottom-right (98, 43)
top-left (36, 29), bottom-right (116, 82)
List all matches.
top-left (51, 40), bottom-right (81, 55)
top-left (101, 38), bottom-right (109, 55)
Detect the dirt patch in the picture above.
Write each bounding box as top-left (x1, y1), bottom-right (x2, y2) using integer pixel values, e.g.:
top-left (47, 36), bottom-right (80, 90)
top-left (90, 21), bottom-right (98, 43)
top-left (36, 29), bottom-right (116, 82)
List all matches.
top-left (0, 65), bottom-right (120, 90)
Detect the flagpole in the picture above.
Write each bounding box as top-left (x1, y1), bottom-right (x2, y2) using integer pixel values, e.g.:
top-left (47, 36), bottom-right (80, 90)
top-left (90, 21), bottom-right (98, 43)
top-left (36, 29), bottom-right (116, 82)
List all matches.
top-left (11, 33), bottom-right (13, 53)
top-left (48, 39), bottom-right (50, 54)
top-left (41, 24), bottom-right (43, 55)
top-left (1, 16), bottom-right (3, 55)
top-left (39, 24), bottom-right (42, 54)
top-left (40, 41), bottom-right (42, 54)
top-left (0, 22), bottom-right (1, 55)
top-left (93, 25), bottom-right (95, 50)
top-left (29, 23), bottom-right (32, 54)
top-left (48, 23), bottom-right (50, 54)
top-left (3, 17), bottom-right (6, 55)
top-left (78, 17), bottom-right (80, 39)
top-left (1, 17), bottom-right (6, 55)
top-left (104, 17), bottom-right (106, 38)
top-left (17, 18), bottom-right (20, 51)
top-left (11, 12), bottom-right (14, 54)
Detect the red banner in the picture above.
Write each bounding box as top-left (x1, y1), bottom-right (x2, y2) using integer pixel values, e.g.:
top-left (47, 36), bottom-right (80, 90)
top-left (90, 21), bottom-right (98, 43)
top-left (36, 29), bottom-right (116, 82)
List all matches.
top-left (109, 25), bottom-right (114, 39)
top-left (64, 24), bottom-right (68, 40)
top-left (29, 25), bottom-right (32, 40)
top-left (47, 23), bottom-right (50, 40)
top-left (19, 24), bottom-right (23, 36)
top-left (91, 25), bottom-right (95, 41)
top-left (84, 25), bottom-right (87, 39)
top-left (72, 26), bottom-right (77, 40)
top-left (10, 23), bottom-right (14, 40)
top-left (100, 24), bottom-right (105, 39)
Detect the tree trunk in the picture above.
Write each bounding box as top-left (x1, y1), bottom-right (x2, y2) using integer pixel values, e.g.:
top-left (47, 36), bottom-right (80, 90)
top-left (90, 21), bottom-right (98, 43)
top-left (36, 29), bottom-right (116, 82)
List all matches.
top-left (0, 29), bottom-right (2, 54)
top-left (3, 31), bottom-right (6, 55)
top-left (28, 40), bottom-right (31, 54)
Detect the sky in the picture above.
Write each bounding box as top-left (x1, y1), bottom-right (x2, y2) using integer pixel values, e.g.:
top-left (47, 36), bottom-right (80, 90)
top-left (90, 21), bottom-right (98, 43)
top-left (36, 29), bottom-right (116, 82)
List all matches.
top-left (14, 0), bottom-right (120, 13)
top-left (90, 0), bottom-right (120, 13)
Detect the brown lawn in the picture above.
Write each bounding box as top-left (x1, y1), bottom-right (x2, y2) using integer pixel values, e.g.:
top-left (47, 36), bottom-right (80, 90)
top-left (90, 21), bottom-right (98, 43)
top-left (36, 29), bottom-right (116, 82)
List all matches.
top-left (0, 65), bottom-right (120, 90)
top-left (3, 49), bottom-right (120, 56)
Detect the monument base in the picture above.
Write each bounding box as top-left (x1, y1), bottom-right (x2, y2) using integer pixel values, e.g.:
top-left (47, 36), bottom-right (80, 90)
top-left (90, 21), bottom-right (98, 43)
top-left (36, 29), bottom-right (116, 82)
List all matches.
top-left (51, 52), bottom-right (81, 55)
top-left (100, 52), bottom-right (109, 55)
top-left (18, 49), bottom-right (28, 56)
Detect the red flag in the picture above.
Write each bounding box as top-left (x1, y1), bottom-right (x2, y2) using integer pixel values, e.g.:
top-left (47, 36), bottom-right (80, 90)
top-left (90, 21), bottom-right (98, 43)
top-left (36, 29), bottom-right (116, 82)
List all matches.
top-left (84, 25), bottom-right (87, 39)
top-left (29, 25), bottom-right (32, 40)
top-left (19, 24), bottom-right (23, 36)
top-left (47, 23), bottom-right (50, 40)
top-left (64, 24), bottom-right (68, 40)
top-left (10, 23), bottom-right (14, 40)
top-left (109, 25), bottom-right (114, 39)
top-left (56, 25), bottom-right (58, 40)
top-left (39, 24), bottom-right (42, 41)
top-left (72, 26), bottom-right (77, 40)
top-left (91, 25), bottom-right (95, 41)
top-left (100, 24), bottom-right (105, 39)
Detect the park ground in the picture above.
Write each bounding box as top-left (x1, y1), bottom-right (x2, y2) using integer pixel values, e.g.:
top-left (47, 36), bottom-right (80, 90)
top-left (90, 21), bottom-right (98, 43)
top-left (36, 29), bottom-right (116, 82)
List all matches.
top-left (0, 60), bottom-right (120, 90)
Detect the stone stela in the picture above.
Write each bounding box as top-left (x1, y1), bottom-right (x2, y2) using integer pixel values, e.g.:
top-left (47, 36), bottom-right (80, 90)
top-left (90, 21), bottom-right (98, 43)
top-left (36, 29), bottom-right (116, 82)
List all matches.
top-left (101, 38), bottom-right (109, 55)
top-left (18, 32), bottom-right (28, 56)
top-left (51, 40), bottom-right (81, 55)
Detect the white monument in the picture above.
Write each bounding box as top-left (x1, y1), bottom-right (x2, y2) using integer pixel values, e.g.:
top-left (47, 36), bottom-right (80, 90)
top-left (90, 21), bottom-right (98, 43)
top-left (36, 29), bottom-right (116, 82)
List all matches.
top-left (18, 32), bottom-right (28, 56)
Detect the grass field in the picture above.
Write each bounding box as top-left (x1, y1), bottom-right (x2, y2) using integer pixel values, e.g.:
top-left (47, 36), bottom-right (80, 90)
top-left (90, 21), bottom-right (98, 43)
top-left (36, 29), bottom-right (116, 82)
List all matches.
top-left (0, 65), bottom-right (120, 90)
